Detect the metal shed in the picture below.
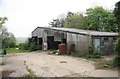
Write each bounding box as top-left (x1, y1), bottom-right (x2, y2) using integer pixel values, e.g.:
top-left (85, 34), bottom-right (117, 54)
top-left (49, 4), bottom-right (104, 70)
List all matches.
top-left (30, 27), bottom-right (118, 54)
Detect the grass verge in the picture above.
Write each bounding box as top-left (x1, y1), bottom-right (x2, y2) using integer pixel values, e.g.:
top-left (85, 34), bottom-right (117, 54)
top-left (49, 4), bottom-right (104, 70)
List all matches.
top-left (6, 48), bottom-right (30, 53)
top-left (69, 51), bottom-right (116, 69)
top-left (0, 62), bottom-right (6, 65)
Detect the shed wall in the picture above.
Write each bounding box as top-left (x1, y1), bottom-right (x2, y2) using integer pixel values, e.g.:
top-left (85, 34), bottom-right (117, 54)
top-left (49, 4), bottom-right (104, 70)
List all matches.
top-left (93, 36), bottom-right (116, 54)
top-left (67, 33), bottom-right (91, 52)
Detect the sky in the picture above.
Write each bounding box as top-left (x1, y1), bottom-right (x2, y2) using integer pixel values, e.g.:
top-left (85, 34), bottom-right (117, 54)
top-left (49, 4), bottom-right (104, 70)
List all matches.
top-left (0, 0), bottom-right (119, 37)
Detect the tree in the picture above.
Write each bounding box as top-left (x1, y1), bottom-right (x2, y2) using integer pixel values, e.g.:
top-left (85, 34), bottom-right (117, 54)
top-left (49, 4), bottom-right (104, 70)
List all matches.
top-left (49, 18), bottom-right (64, 27)
top-left (0, 17), bottom-right (8, 49)
top-left (49, 7), bottom-right (118, 32)
top-left (0, 17), bottom-right (8, 28)
top-left (86, 6), bottom-right (118, 32)
top-left (113, 1), bottom-right (120, 67)
top-left (114, 1), bottom-right (120, 32)
top-left (49, 11), bottom-right (87, 29)
top-left (63, 12), bottom-right (87, 29)
top-left (0, 17), bottom-right (16, 48)
top-left (2, 28), bottom-right (16, 48)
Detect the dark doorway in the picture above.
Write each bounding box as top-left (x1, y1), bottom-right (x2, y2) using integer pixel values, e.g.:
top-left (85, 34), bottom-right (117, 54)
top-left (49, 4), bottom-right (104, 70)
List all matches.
top-left (54, 41), bottom-right (61, 49)
top-left (47, 36), bottom-right (54, 50)
top-left (38, 38), bottom-right (42, 50)
top-left (47, 36), bottom-right (61, 50)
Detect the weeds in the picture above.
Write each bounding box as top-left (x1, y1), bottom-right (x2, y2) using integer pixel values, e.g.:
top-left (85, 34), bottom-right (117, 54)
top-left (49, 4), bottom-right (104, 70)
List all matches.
top-left (69, 51), bottom-right (115, 69)
top-left (24, 61), bottom-right (36, 78)
top-left (0, 62), bottom-right (6, 65)
top-left (70, 51), bottom-right (89, 58)
top-left (94, 60), bottom-right (114, 69)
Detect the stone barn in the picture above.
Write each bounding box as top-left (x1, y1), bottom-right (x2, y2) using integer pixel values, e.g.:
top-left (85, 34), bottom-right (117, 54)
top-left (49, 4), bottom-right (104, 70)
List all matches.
top-left (30, 27), bottom-right (118, 54)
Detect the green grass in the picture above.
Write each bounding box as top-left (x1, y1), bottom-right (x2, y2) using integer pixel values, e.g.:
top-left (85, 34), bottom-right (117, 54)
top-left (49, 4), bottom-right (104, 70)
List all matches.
top-left (0, 62), bottom-right (6, 65)
top-left (88, 57), bottom-right (102, 62)
top-left (70, 51), bottom-right (90, 58)
top-left (6, 48), bottom-right (30, 53)
top-left (88, 57), bottom-right (114, 69)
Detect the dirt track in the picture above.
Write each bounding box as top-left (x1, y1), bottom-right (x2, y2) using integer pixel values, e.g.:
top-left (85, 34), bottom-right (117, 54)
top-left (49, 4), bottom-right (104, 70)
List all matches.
top-left (0, 51), bottom-right (118, 77)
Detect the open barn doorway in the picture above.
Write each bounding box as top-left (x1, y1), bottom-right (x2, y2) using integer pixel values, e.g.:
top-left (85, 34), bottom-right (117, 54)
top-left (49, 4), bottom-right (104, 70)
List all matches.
top-left (38, 38), bottom-right (43, 50)
top-left (47, 36), bottom-right (61, 50)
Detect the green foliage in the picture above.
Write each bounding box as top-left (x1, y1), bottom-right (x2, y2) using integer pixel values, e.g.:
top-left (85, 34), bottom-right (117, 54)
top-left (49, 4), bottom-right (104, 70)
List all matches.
top-left (94, 59), bottom-right (114, 69)
top-left (49, 6), bottom-right (118, 32)
top-left (114, 1), bottom-right (120, 32)
top-left (19, 42), bottom-right (30, 50)
top-left (0, 17), bottom-right (16, 48)
top-left (86, 6), bottom-right (118, 32)
top-left (29, 42), bottom-right (39, 51)
top-left (0, 62), bottom-right (6, 65)
top-left (6, 48), bottom-right (30, 53)
top-left (2, 32), bottom-right (16, 48)
top-left (113, 56), bottom-right (120, 67)
top-left (49, 19), bottom-right (64, 27)
top-left (49, 12), bottom-right (87, 29)
top-left (114, 1), bottom-right (120, 67)
top-left (18, 41), bottom-right (39, 51)
top-left (70, 51), bottom-right (89, 58)
top-left (64, 12), bottom-right (87, 29)
top-left (115, 38), bottom-right (120, 55)
top-left (70, 48), bottom-right (102, 59)
top-left (114, 38), bottom-right (120, 67)
top-left (0, 17), bottom-right (8, 28)
top-left (24, 61), bottom-right (36, 78)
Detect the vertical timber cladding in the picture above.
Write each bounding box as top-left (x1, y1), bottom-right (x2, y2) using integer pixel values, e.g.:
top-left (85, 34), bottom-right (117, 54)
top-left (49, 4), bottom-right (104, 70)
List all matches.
top-left (67, 32), bottom-right (92, 52)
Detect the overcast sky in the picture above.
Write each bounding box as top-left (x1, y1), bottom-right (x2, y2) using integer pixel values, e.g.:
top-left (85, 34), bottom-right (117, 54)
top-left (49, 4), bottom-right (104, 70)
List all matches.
top-left (0, 0), bottom-right (119, 37)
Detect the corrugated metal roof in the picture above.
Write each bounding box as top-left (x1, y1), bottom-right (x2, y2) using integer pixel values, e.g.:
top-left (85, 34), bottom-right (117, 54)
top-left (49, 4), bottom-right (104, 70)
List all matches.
top-left (38, 27), bottom-right (118, 36)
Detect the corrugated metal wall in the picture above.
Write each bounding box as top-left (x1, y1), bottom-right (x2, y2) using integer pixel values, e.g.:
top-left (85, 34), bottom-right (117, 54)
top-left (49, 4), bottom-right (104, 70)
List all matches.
top-left (67, 33), bottom-right (91, 52)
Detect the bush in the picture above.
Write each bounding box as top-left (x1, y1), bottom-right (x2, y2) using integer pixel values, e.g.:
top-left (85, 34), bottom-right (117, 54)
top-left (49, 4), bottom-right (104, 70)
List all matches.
top-left (29, 42), bottom-right (39, 51)
top-left (70, 50), bottom-right (101, 58)
top-left (115, 38), bottom-right (120, 55)
top-left (114, 38), bottom-right (120, 67)
top-left (19, 42), bottom-right (39, 51)
top-left (94, 59), bottom-right (113, 69)
top-left (113, 56), bottom-right (120, 67)
top-left (70, 51), bottom-right (89, 58)
top-left (19, 42), bottom-right (30, 50)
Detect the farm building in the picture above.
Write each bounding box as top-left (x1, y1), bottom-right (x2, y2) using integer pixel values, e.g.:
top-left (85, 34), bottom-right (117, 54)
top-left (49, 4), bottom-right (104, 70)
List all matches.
top-left (30, 27), bottom-right (118, 54)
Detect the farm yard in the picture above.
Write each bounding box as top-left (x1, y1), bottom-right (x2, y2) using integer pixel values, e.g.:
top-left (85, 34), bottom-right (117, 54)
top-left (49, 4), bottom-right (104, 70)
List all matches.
top-left (0, 51), bottom-right (118, 77)
top-left (0, 0), bottom-right (120, 78)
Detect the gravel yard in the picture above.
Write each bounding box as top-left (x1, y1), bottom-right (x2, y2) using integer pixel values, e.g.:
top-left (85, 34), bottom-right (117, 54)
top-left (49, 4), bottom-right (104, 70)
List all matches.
top-left (0, 51), bottom-right (118, 77)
